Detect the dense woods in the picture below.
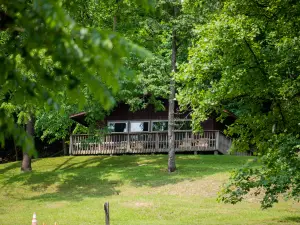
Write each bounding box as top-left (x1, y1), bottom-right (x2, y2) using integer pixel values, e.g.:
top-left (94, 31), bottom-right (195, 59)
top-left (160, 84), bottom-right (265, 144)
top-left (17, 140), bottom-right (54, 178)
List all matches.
top-left (0, 0), bottom-right (299, 208)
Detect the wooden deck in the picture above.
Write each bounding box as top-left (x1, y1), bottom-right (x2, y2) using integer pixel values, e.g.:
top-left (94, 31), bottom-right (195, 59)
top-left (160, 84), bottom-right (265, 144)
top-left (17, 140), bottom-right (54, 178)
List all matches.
top-left (69, 130), bottom-right (232, 155)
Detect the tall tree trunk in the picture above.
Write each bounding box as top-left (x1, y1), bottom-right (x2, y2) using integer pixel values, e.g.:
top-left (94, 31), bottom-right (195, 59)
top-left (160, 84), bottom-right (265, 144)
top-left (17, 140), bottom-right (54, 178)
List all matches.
top-left (21, 116), bottom-right (34, 172)
top-left (168, 6), bottom-right (178, 173)
top-left (113, 15), bottom-right (117, 32)
top-left (113, 0), bottom-right (119, 32)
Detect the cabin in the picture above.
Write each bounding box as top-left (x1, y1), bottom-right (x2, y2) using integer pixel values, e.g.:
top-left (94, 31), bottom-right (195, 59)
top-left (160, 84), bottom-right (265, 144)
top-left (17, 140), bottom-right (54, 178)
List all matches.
top-left (69, 103), bottom-right (234, 155)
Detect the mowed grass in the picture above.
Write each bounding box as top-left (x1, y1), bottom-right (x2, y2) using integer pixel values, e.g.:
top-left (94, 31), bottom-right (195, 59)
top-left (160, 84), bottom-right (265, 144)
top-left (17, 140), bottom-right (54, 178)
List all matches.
top-left (0, 155), bottom-right (299, 225)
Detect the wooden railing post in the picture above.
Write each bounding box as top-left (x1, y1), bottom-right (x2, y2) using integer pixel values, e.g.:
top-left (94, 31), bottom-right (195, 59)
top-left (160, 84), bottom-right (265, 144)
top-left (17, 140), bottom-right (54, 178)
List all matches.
top-left (69, 135), bottom-right (73, 155)
top-left (155, 133), bottom-right (159, 151)
top-left (216, 131), bottom-right (220, 151)
top-left (127, 133), bottom-right (130, 152)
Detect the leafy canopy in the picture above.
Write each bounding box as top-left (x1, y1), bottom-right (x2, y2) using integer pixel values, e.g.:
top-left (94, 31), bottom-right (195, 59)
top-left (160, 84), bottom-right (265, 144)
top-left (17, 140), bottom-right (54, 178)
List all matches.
top-left (178, 0), bottom-right (300, 208)
top-left (0, 0), bottom-right (153, 152)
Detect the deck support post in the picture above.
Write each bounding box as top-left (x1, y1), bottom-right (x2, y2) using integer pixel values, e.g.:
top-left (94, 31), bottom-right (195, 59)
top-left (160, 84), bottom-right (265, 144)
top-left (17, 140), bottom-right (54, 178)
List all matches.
top-left (155, 133), bottom-right (159, 151)
top-left (126, 133), bottom-right (130, 152)
top-left (214, 150), bottom-right (218, 155)
top-left (69, 135), bottom-right (73, 155)
top-left (194, 151), bottom-right (197, 155)
top-left (216, 131), bottom-right (220, 151)
top-left (98, 138), bottom-right (101, 154)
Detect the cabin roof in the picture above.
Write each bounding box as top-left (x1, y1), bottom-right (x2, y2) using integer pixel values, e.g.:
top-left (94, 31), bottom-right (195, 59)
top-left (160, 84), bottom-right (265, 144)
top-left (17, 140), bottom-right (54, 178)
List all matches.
top-left (69, 112), bottom-right (87, 126)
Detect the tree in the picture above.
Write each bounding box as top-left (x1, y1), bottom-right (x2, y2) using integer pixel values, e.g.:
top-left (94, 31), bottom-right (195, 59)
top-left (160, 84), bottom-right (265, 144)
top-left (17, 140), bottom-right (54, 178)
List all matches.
top-left (21, 114), bottom-right (34, 171)
top-left (35, 91), bottom-right (109, 156)
top-left (177, 0), bottom-right (300, 208)
top-left (168, 2), bottom-right (179, 173)
top-left (35, 105), bottom-right (76, 156)
top-left (82, 1), bottom-right (187, 174)
top-left (31, 0), bottom-right (169, 161)
top-left (0, 101), bottom-right (38, 165)
top-left (80, 0), bottom-right (196, 173)
top-left (129, 0), bottom-right (195, 172)
top-left (0, 0), bottom-right (152, 169)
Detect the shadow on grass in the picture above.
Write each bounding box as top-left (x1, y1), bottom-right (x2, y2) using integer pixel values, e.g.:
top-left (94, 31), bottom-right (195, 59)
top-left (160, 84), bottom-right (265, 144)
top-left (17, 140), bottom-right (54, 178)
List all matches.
top-left (0, 161), bottom-right (20, 174)
top-left (278, 216), bottom-right (300, 223)
top-left (1, 155), bottom-right (254, 202)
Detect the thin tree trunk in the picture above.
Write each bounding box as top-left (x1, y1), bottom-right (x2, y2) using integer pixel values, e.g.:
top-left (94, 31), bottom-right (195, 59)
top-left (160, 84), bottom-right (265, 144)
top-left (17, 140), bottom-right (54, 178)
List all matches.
top-left (113, 16), bottom-right (117, 32)
top-left (168, 76), bottom-right (176, 172)
top-left (21, 116), bottom-right (34, 172)
top-left (168, 5), bottom-right (178, 173)
top-left (113, 0), bottom-right (119, 32)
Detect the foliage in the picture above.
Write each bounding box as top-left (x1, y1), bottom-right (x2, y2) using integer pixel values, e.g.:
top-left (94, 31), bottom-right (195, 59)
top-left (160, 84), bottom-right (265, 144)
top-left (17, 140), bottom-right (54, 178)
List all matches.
top-left (0, 0), bottom-right (152, 152)
top-left (35, 108), bottom-right (75, 144)
top-left (177, 0), bottom-right (300, 208)
top-left (219, 134), bottom-right (300, 209)
top-left (109, 0), bottom-right (197, 111)
top-left (34, 0), bottom-right (174, 141)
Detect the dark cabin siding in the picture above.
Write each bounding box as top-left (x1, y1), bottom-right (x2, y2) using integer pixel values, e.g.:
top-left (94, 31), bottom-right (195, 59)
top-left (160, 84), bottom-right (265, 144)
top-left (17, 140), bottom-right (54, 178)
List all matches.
top-left (105, 103), bottom-right (188, 122)
top-left (70, 103), bottom-right (234, 132)
top-left (104, 103), bottom-right (220, 131)
top-left (201, 118), bottom-right (215, 130)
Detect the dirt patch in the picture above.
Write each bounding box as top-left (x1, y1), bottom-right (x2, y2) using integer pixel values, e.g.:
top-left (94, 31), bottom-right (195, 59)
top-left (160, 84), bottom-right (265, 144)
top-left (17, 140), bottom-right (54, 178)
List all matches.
top-left (122, 201), bottom-right (153, 208)
top-left (135, 202), bottom-right (153, 207)
top-left (46, 201), bottom-right (68, 208)
top-left (244, 188), bottom-right (264, 203)
top-left (149, 174), bottom-right (227, 198)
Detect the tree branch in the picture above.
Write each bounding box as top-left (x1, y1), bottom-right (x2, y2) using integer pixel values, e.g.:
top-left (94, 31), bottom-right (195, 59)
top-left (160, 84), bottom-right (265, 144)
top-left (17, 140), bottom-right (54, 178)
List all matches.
top-left (243, 38), bottom-right (268, 78)
top-left (277, 102), bottom-right (286, 125)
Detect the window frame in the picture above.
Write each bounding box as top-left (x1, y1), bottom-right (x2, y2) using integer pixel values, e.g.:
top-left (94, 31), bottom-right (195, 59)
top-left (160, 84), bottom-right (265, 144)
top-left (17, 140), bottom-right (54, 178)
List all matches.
top-left (107, 120), bottom-right (129, 133)
top-left (151, 120), bottom-right (168, 132)
top-left (107, 119), bottom-right (193, 133)
top-left (129, 120), bottom-right (150, 133)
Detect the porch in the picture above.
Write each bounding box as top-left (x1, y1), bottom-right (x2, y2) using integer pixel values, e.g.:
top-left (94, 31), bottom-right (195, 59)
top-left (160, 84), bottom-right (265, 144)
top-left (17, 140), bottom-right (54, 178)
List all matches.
top-left (69, 130), bottom-right (232, 155)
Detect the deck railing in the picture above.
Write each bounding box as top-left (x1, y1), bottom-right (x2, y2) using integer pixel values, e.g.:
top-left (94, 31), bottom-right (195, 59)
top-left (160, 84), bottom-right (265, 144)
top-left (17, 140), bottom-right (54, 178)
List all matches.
top-left (218, 132), bottom-right (232, 154)
top-left (69, 130), bottom-right (231, 155)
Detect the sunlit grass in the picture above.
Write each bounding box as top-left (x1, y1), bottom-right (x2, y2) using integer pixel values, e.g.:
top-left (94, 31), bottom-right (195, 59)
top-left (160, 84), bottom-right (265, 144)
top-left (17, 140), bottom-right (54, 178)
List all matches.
top-left (0, 155), bottom-right (299, 224)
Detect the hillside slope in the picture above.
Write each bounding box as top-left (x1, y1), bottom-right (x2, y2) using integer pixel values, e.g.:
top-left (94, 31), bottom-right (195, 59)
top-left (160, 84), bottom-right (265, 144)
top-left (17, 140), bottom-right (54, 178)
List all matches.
top-left (0, 155), bottom-right (299, 224)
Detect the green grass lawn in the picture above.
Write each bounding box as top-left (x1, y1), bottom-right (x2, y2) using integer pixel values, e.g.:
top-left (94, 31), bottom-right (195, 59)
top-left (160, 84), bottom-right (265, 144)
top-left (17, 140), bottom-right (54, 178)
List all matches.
top-left (0, 155), bottom-right (299, 225)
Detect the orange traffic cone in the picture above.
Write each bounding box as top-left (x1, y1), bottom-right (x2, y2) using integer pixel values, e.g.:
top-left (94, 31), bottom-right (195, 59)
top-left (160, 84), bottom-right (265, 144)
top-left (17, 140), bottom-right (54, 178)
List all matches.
top-left (32, 212), bottom-right (37, 225)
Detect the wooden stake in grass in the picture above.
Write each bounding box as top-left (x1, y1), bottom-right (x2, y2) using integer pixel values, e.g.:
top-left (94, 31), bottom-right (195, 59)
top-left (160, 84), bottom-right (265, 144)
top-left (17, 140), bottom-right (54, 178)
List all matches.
top-left (104, 202), bottom-right (110, 225)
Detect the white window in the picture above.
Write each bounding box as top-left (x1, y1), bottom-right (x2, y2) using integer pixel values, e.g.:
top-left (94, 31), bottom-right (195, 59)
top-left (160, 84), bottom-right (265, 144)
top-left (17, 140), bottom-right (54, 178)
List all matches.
top-left (108, 121), bottom-right (128, 133)
top-left (152, 121), bottom-right (168, 132)
top-left (130, 121), bottom-right (149, 132)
